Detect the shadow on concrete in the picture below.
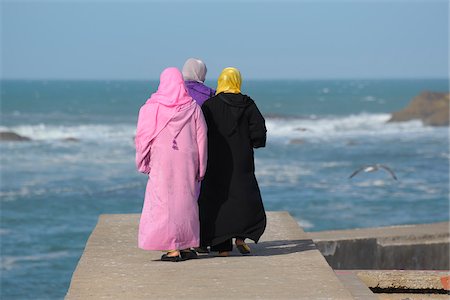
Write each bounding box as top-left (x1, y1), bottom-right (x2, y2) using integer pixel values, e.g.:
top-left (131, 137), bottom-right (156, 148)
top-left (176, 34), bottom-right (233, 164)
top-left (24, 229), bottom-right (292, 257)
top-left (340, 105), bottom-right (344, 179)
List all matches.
top-left (251, 239), bottom-right (317, 256)
top-left (150, 239), bottom-right (316, 261)
top-left (151, 254), bottom-right (217, 262)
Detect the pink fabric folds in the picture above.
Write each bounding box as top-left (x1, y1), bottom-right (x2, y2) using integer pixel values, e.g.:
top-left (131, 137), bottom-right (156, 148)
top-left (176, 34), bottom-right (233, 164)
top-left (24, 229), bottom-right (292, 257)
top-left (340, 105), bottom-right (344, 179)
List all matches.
top-left (135, 67), bottom-right (197, 173)
top-left (134, 67), bottom-right (208, 251)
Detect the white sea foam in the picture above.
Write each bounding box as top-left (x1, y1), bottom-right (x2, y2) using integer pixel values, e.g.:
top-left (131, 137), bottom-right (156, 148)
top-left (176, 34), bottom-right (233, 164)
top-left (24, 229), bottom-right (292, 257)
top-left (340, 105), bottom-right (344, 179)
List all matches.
top-left (255, 159), bottom-right (312, 186)
top-left (354, 179), bottom-right (389, 187)
top-left (362, 95), bottom-right (376, 102)
top-left (0, 113), bottom-right (442, 145)
top-left (320, 161), bottom-right (352, 168)
top-left (0, 228), bottom-right (11, 235)
top-left (0, 186), bottom-right (78, 201)
top-left (0, 123), bottom-right (136, 142)
top-left (265, 113), bottom-right (439, 143)
top-left (297, 219), bottom-right (314, 229)
top-left (1, 251), bottom-right (70, 271)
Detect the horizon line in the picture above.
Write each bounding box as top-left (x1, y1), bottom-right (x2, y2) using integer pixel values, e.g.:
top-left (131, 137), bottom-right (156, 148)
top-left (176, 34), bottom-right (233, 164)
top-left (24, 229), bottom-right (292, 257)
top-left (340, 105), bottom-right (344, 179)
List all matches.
top-left (1, 77), bottom-right (449, 81)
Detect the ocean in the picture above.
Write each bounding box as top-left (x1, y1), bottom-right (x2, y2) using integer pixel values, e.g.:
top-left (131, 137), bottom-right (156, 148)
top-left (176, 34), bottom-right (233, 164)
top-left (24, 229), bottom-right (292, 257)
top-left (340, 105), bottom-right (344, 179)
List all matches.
top-left (1, 79), bottom-right (449, 299)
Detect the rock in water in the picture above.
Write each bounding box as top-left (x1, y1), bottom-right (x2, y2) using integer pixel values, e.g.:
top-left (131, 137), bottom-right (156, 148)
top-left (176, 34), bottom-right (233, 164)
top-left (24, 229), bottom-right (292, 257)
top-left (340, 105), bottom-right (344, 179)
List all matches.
top-left (62, 137), bottom-right (80, 142)
top-left (0, 131), bottom-right (31, 141)
top-left (388, 91), bottom-right (449, 126)
top-left (289, 138), bottom-right (305, 145)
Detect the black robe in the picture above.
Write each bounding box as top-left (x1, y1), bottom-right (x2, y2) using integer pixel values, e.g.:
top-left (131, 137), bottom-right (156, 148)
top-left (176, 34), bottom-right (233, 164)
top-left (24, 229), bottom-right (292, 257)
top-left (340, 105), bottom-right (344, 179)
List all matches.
top-left (199, 92), bottom-right (267, 246)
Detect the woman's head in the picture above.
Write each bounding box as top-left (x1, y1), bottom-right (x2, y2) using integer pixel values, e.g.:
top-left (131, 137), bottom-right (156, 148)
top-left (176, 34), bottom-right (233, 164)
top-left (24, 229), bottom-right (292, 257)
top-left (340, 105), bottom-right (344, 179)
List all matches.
top-left (149, 67), bottom-right (192, 107)
top-left (216, 67), bottom-right (241, 95)
top-left (182, 58), bottom-right (207, 83)
top-left (159, 67), bottom-right (184, 85)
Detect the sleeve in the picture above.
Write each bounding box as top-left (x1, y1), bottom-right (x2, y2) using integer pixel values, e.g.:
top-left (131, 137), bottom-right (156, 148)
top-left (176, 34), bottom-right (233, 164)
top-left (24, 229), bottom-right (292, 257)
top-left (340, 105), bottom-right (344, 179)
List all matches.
top-left (196, 106), bottom-right (208, 181)
top-left (247, 102), bottom-right (267, 148)
top-left (135, 106), bottom-right (152, 174)
top-left (201, 102), bottom-right (212, 127)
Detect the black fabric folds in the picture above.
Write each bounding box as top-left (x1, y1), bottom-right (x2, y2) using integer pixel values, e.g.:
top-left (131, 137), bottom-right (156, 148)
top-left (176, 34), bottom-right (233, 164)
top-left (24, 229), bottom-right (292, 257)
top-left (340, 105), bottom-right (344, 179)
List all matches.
top-left (199, 92), bottom-right (267, 247)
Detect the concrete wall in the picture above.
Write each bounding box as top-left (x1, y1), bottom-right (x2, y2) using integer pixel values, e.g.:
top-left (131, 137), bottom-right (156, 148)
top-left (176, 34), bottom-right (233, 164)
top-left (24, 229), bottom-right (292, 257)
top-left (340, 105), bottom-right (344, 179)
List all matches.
top-left (308, 222), bottom-right (450, 270)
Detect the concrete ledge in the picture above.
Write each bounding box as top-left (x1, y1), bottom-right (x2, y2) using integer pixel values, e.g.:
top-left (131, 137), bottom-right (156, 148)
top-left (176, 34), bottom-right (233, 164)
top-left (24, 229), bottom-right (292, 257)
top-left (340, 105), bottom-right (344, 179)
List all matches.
top-left (334, 270), bottom-right (378, 300)
top-left (336, 270), bottom-right (450, 300)
top-left (356, 270), bottom-right (450, 291)
top-left (66, 212), bottom-right (354, 299)
top-left (307, 222), bottom-right (450, 270)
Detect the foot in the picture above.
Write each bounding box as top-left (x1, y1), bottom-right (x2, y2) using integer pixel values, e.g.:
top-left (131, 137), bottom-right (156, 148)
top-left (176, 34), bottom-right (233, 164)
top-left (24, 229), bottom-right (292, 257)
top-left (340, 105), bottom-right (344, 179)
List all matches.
top-left (235, 239), bottom-right (251, 254)
top-left (217, 251), bottom-right (230, 257)
top-left (235, 239), bottom-right (246, 246)
top-left (166, 250), bottom-right (180, 257)
top-left (161, 250), bottom-right (182, 262)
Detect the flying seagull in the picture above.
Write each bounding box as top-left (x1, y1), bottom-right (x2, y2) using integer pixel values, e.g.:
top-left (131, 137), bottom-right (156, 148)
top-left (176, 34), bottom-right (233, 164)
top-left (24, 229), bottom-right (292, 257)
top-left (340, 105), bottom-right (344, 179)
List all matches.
top-left (349, 164), bottom-right (398, 180)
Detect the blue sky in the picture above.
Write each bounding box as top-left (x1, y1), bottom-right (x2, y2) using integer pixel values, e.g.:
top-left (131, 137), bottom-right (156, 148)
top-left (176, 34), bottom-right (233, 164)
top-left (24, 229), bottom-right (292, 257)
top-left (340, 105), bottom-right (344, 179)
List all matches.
top-left (1, 0), bottom-right (449, 79)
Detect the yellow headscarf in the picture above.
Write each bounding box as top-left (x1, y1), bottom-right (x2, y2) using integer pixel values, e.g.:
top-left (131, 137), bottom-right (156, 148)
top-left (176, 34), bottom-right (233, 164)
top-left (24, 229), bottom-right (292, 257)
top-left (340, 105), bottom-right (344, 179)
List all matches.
top-left (216, 67), bottom-right (242, 95)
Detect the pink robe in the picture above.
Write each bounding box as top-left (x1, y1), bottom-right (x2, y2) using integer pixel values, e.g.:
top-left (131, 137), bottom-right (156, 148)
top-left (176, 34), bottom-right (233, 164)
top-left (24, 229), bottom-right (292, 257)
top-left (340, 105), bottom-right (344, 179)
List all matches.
top-left (135, 68), bottom-right (207, 251)
top-left (136, 102), bottom-right (207, 250)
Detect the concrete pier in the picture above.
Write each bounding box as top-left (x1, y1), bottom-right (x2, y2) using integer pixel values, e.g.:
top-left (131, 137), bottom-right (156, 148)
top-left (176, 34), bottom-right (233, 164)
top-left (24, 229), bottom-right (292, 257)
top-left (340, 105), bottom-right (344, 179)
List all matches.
top-left (66, 212), bottom-right (354, 299)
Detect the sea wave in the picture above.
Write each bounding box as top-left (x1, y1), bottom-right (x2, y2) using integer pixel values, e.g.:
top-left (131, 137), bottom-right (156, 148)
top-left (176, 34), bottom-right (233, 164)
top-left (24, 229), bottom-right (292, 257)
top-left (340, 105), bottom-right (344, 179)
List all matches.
top-left (0, 228), bottom-right (11, 236)
top-left (0, 113), bottom-right (445, 145)
top-left (1, 251), bottom-right (70, 271)
top-left (255, 159), bottom-right (313, 186)
top-left (0, 179), bottom-right (144, 202)
top-left (0, 186), bottom-right (79, 202)
top-left (0, 123), bottom-right (136, 142)
top-left (265, 113), bottom-right (440, 143)
top-left (297, 219), bottom-right (314, 229)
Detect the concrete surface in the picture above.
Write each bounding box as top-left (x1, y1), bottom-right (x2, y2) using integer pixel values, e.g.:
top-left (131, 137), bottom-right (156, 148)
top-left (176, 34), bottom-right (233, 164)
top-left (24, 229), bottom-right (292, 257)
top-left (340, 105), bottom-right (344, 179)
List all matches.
top-left (66, 211), bottom-right (354, 299)
top-left (376, 294), bottom-right (450, 300)
top-left (307, 222), bottom-right (450, 270)
top-left (334, 270), bottom-right (378, 300)
top-left (356, 270), bottom-right (450, 291)
top-left (336, 270), bottom-right (450, 300)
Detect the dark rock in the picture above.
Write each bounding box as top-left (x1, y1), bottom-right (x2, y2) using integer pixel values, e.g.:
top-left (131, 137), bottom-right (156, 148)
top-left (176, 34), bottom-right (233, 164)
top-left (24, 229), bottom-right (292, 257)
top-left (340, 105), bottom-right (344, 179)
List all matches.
top-left (289, 138), bottom-right (305, 145)
top-left (62, 137), bottom-right (80, 142)
top-left (388, 91), bottom-right (449, 126)
top-left (0, 131), bottom-right (31, 141)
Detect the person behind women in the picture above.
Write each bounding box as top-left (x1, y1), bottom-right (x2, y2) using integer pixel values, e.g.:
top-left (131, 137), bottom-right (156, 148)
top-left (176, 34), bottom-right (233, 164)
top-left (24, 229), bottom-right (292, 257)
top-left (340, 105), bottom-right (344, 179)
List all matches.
top-left (135, 67), bottom-right (208, 262)
top-left (199, 67), bottom-right (267, 256)
top-left (182, 58), bottom-right (215, 254)
top-left (182, 58), bottom-right (215, 106)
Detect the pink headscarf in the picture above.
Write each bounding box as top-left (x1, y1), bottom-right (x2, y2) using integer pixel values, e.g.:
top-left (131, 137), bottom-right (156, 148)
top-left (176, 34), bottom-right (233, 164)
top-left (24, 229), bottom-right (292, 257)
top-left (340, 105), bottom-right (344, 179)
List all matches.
top-left (135, 68), bottom-right (197, 173)
top-left (148, 67), bottom-right (193, 106)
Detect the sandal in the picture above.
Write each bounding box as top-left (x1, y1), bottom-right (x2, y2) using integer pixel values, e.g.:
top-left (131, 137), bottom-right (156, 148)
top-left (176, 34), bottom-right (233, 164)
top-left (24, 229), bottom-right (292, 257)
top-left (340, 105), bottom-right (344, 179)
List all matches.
top-left (161, 250), bottom-right (183, 262)
top-left (180, 249), bottom-right (198, 260)
top-left (194, 246), bottom-right (210, 254)
top-left (235, 242), bottom-right (251, 255)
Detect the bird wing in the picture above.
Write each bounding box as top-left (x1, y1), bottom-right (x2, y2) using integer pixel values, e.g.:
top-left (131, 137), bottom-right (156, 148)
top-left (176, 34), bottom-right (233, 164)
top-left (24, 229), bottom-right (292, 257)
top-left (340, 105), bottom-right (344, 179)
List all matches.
top-left (349, 166), bottom-right (368, 179)
top-left (379, 164), bottom-right (398, 180)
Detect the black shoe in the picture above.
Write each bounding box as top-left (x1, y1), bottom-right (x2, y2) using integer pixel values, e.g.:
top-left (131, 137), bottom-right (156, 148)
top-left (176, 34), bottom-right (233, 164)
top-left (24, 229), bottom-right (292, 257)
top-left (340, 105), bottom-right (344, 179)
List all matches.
top-left (181, 249), bottom-right (198, 260)
top-left (161, 253), bottom-right (183, 262)
top-left (194, 246), bottom-right (209, 254)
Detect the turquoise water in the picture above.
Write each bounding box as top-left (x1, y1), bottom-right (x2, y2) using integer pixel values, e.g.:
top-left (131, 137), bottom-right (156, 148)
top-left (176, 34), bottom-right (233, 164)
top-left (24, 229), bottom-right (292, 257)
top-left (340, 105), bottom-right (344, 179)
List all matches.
top-left (1, 79), bottom-right (449, 299)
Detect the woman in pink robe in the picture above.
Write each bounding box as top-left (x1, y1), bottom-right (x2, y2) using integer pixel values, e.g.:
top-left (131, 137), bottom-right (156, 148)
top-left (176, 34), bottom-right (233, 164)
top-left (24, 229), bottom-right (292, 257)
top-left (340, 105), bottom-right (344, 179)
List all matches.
top-left (135, 67), bottom-right (208, 262)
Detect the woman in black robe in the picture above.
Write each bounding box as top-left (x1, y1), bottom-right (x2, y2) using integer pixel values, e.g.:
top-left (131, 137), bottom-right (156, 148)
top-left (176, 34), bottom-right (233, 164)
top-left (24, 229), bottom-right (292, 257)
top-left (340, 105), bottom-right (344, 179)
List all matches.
top-left (199, 67), bottom-right (267, 256)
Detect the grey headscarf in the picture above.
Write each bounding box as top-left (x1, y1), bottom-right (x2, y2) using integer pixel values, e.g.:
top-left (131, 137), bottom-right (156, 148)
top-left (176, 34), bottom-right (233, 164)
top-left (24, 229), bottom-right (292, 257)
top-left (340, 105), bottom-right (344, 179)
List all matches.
top-left (182, 58), bottom-right (207, 83)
